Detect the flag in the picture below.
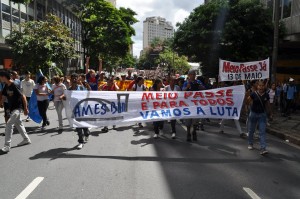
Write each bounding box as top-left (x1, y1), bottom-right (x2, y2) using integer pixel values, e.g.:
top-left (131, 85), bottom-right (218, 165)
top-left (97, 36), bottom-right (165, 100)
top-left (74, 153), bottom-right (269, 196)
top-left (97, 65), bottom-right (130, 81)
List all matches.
top-left (28, 91), bottom-right (42, 124)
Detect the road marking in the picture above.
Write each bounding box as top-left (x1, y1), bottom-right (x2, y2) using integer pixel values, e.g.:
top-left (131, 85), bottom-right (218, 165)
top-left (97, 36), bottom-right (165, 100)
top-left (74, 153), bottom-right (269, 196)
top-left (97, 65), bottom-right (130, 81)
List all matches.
top-left (15, 177), bottom-right (44, 199)
top-left (243, 187), bottom-right (261, 199)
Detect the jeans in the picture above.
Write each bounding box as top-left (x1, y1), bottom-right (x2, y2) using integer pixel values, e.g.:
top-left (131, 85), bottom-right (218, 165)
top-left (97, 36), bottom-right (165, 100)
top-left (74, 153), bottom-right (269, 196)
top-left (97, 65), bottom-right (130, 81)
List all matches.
top-left (37, 99), bottom-right (49, 125)
top-left (4, 109), bottom-right (30, 147)
top-left (248, 111), bottom-right (267, 149)
top-left (153, 121), bottom-right (164, 134)
top-left (219, 119), bottom-right (243, 134)
top-left (76, 128), bottom-right (90, 144)
top-left (170, 120), bottom-right (176, 133)
top-left (54, 101), bottom-right (64, 127)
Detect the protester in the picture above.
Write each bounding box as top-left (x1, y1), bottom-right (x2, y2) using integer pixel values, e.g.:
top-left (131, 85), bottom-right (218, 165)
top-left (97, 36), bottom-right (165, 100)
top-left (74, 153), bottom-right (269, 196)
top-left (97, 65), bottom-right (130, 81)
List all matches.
top-left (11, 71), bottom-right (21, 89)
top-left (79, 74), bottom-right (91, 91)
top-left (283, 78), bottom-right (297, 117)
top-left (165, 76), bottom-right (181, 139)
top-left (0, 71), bottom-right (31, 154)
top-left (247, 80), bottom-right (270, 155)
top-left (67, 73), bottom-right (90, 149)
top-left (150, 78), bottom-right (165, 139)
top-left (34, 76), bottom-right (50, 129)
top-left (100, 78), bottom-right (119, 131)
top-left (86, 69), bottom-right (99, 91)
top-left (182, 70), bottom-right (203, 141)
top-left (267, 83), bottom-right (276, 121)
top-left (21, 71), bottom-right (35, 122)
top-left (51, 76), bottom-right (66, 130)
top-left (132, 76), bottom-right (147, 128)
top-left (126, 70), bottom-right (134, 80)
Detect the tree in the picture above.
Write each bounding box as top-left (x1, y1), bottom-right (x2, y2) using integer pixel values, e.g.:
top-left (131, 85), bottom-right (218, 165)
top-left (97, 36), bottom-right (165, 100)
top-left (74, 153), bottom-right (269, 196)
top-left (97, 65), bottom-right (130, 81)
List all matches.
top-left (68, 0), bottom-right (137, 71)
top-left (6, 14), bottom-right (76, 74)
top-left (174, 0), bottom-right (285, 77)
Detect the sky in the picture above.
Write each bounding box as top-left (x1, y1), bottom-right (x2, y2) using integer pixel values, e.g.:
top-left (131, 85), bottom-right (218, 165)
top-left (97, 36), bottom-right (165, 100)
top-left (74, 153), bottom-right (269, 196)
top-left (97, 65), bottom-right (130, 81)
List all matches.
top-left (117, 0), bottom-right (204, 57)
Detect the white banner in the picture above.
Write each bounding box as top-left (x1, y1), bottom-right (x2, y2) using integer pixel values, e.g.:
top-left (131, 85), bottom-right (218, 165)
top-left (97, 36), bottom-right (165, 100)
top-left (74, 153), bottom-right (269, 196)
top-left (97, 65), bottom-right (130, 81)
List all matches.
top-left (64, 85), bottom-right (245, 128)
top-left (219, 58), bottom-right (269, 81)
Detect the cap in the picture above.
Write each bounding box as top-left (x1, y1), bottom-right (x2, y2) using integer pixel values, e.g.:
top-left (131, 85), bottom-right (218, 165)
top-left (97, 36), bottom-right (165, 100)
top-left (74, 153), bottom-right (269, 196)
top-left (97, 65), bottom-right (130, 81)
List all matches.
top-left (289, 78), bottom-right (294, 82)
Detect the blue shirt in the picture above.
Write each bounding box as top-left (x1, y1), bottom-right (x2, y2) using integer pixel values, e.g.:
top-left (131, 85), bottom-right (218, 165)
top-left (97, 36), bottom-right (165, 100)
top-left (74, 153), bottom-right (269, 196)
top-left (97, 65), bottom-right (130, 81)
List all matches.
top-left (284, 84), bottom-right (297, 100)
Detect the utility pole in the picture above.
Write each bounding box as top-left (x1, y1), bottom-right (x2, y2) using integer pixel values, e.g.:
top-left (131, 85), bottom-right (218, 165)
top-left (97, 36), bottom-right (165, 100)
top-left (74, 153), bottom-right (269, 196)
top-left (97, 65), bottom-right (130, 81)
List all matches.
top-left (272, 0), bottom-right (280, 83)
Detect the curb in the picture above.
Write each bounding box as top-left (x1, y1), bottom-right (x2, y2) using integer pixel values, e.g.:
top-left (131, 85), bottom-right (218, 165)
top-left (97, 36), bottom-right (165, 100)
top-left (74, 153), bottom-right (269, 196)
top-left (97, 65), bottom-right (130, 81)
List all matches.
top-left (240, 115), bottom-right (300, 147)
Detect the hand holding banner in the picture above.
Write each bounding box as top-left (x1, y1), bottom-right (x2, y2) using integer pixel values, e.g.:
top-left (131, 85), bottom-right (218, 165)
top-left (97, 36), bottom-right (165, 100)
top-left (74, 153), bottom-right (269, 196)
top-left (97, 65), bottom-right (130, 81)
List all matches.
top-left (64, 85), bottom-right (245, 128)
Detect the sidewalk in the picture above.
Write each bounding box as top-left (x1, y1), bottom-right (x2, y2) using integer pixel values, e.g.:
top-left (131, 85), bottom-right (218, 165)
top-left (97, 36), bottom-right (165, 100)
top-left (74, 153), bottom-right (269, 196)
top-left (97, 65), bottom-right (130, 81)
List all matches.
top-left (239, 110), bottom-right (300, 146)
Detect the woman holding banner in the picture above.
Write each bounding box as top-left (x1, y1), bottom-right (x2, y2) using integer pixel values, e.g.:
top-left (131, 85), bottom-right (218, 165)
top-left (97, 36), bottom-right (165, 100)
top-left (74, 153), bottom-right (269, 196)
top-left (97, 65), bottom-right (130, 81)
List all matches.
top-left (150, 78), bottom-right (165, 139)
top-left (51, 76), bottom-right (66, 130)
top-left (165, 76), bottom-right (181, 139)
top-left (246, 80), bottom-right (270, 155)
top-left (34, 76), bottom-right (50, 129)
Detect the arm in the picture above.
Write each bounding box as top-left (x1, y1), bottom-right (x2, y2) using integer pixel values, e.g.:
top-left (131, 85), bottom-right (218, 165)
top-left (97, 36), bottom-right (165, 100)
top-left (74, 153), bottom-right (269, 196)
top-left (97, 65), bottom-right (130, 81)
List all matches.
top-left (85, 56), bottom-right (90, 74)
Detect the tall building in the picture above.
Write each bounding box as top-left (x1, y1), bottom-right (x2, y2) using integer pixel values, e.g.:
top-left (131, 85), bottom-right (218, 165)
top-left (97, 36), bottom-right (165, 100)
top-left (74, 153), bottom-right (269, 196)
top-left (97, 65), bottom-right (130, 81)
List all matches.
top-left (143, 16), bottom-right (174, 49)
top-left (0, 0), bottom-right (83, 72)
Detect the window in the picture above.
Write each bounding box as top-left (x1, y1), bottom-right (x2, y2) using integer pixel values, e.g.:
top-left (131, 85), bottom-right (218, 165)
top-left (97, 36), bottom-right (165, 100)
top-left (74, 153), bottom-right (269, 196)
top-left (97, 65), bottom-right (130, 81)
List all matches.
top-left (2, 3), bottom-right (10, 14)
top-left (12, 8), bottom-right (19, 17)
top-left (283, 0), bottom-right (292, 18)
top-left (2, 13), bottom-right (11, 22)
top-left (2, 29), bottom-right (11, 37)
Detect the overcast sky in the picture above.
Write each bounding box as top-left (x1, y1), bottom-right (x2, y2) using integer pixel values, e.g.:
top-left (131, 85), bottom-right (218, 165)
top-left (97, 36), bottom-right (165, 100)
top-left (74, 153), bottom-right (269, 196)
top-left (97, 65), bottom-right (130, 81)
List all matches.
top-left (117, 0), bottom-right (204, 57)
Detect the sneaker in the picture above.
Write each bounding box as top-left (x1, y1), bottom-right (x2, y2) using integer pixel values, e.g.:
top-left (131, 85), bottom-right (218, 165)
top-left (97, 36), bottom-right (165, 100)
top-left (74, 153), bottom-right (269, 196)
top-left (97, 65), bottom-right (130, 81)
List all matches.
top-left (171, 133), bottom-right (176, 139)
top-left (1, 146), bottom-right (10, 153)
top-left (85, 136), bottom-right (89, 142)
top-left (153, 134), bottom-right (158, 139)
top-left (46, 121), bottom-right (50, 126)
top-left (77, 143), bottom-right (83, 149)
top-left (248, 145), bottom-right (254, 150)
top-left (260, 149), bottom-right (268, 155)
top-left (17, 139), bottom-right (31, 146)
top-left (138, 123), bottom-right (143, 128)
top-left (25, 118), bottom-right (31, 122)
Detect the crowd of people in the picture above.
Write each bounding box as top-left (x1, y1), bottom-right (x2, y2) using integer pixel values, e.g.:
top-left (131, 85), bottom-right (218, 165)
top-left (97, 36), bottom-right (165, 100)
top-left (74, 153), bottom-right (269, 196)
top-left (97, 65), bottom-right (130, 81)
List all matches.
top-left (0, 68), bottom-right (298, 156)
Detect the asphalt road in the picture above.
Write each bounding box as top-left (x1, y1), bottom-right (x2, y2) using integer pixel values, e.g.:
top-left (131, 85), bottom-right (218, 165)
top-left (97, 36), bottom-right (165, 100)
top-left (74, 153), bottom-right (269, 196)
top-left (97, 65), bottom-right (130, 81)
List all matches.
top-left (0, 104), bottom-right (300, 199)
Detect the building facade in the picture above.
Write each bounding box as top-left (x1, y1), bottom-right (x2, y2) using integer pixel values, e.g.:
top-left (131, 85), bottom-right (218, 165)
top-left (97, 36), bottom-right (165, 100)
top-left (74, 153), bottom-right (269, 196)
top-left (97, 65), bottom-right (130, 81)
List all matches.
top-left (143, 16), bottom-right (174, 50)
top-left (0, 0), bottom-right (83, 73)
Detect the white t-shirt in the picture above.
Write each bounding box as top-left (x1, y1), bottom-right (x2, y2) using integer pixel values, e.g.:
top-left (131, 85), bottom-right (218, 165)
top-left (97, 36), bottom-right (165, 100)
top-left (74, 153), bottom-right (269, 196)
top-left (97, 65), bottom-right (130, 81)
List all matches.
top-left (51, 83), bottom-right (66, 101)
top-left (268, 89), bottom-right (276, 104)
top-left (21, 79), bottom-right (35, 97)
top-left (165, 85), bottom-right (181, 91)
top-left (34, 84), bottom-right (49, 101)
top-left (133, 84), bottom-right (146, 91)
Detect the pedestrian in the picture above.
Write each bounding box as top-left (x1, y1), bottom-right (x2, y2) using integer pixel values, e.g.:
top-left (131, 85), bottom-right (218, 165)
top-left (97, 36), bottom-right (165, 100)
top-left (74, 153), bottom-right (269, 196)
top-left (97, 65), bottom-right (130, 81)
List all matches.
top-left (132, 76), bottom-right (147, 128)
top-left (165, 76), bottom-right (181, 139)
top-left (247, 80), bottom-right (270, 155)
top-left (283, 78), bottom-right (297, 117)
top-left (67, 73), bottom-right (90, 149)
top-left (150, 78), bottom-right (165, 139)
top-left (267, 83), bottom-right (276, 121)
top-left (275, 82), bottom-right (283, 111)
top-left (182, 70), bottom-right (203, 141)
top-left (0, 71), bottom-right (31, 154)
top-left (21, 71), bottom-right (35, 122)
top-left (99, 77), bottom-right (119, 132)
top-left (51, 76), bottom-right (66, 130)
top-left (34, 76), bottom-right (50, 129)
top-left (11, 71), bottom-right (21, 89)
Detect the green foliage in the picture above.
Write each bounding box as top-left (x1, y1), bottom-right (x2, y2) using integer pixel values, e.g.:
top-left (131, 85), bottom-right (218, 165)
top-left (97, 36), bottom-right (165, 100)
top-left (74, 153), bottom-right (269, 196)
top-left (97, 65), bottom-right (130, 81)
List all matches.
top-left (6, 14), bottom-right (76, 74)
top-left (73, 0), bottom-right (137, 71)
top-left (174, 0), bottom-right (285, 77)
top-left (139, 37), bottom-right (190, 73)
